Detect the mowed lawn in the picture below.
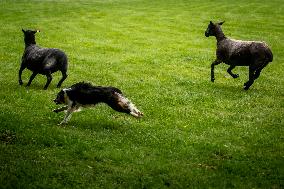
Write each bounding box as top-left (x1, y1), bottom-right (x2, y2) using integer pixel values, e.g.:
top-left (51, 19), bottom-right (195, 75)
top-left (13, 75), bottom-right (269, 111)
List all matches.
top-left (0, 0), bottom-right (283, 188)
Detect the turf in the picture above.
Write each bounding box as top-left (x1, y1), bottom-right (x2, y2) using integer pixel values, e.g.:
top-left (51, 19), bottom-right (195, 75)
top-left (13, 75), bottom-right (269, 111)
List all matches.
top-left (0, 0), bottom-right (283, 188)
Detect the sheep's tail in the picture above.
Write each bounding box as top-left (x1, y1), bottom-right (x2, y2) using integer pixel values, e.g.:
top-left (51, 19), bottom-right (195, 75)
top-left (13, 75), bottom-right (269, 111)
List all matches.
top-left (267, 48), bottom-right (273, 62)
top-left (262, 42), bottom-right (273, 62)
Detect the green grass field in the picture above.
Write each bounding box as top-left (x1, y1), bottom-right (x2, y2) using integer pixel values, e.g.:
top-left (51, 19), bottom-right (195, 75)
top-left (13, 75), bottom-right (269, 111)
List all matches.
top-left (0, 0), bottom-right (283, 188)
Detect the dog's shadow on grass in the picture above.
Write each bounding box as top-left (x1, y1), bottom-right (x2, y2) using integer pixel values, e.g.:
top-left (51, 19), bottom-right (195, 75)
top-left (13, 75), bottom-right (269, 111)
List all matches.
top-left (66, 117), bottom-right (128, 132)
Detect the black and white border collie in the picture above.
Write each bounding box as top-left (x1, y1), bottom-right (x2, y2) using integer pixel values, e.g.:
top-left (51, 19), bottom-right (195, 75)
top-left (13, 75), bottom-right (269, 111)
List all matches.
top-left (53, 82), bottom-right (143, 125)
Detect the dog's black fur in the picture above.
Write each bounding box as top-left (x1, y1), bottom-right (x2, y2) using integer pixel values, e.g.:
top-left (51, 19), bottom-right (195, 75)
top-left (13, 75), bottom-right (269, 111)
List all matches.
top-left (53, 82), bottom-right (143, 124)
top-left (19, 29), bottom-right (68, 90)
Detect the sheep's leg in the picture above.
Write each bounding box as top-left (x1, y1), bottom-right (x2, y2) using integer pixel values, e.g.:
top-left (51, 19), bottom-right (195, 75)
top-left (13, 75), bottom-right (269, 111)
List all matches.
top-left (18, 64), bottom-right (26, 85)
top-left (26, 72), bottom-right (38, 87)
top-left (254, 69), bottom-right (262, 80)
top-left (244, 60), bottom-right (268, 90)
top-left (57, 71), bottom-right (67, 88)
top-left (227, 65), bottom-right (239, 79)
top-left (244, 67), bottom-right (255, 90)
top-left (254, 62), bottom-right (268, 80)
top-left (211, 60), bottom-right (221, 82)
top-left (43, 73), bottom-right (53, 90)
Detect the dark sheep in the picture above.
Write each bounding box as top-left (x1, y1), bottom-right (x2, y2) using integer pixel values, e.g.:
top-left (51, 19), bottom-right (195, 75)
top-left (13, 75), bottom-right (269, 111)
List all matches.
top-left (19, 29), bottom-right (68, 90)
top-left (205, 21), bottom-right (273, 90)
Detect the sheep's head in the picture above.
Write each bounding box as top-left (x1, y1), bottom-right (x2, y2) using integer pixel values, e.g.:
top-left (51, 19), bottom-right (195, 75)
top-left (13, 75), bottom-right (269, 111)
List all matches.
top-left (205, 21), bottom-right (224, 37)
top-left (22, 29), bottom-right (40, 45)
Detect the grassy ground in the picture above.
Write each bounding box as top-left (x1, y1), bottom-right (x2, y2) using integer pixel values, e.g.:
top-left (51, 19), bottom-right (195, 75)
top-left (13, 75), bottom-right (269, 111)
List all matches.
top-left (0, 0), bottom-right (283, 188)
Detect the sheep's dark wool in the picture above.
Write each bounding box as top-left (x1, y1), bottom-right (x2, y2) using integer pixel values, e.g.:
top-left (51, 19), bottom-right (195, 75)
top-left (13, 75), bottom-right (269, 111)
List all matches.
top-left (205, 21), bottom-right (273, 90)
top-left (19, 29), bottom-right (68, 89)
top-left (53, 82), bottom-right (143, 124)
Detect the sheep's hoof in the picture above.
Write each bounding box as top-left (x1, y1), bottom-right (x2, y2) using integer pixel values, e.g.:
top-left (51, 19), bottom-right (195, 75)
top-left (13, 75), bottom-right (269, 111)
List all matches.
top-left (19, 81), bottom-right (23, 85)
top-left (211, 78), bottom-right (215, 82)
top-left (232, 74), bottom-right (239, 78)
top-left (243, 84), bottom-right (250, 90)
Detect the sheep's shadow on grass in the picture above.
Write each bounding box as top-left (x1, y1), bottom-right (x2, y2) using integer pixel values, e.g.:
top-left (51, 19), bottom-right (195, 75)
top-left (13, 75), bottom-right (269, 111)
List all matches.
top-left (17, 82), bottom-right (58, 90)
top-left (209, 83), bottom-right (248, 93)
top-left (19, 82), bottom-right (70, 91)
top-left (204, 82), bottom-right (279, 102)
top-left (208, 82), bottom-right (274, 95)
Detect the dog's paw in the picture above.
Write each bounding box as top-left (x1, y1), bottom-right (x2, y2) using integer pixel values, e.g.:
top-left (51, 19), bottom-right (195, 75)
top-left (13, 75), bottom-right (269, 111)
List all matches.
top-left (53, 109), bottom-right (59, 113)
top-left (58, 122), bottom-right (67, 126)
top-left (130, 111), bottom-right (144, 118)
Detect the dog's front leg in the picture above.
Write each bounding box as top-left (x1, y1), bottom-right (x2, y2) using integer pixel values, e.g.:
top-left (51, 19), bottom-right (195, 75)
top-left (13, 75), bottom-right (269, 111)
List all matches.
top-left (53, 106), bottom-right (68, 113)
top-left (60, 107), bottom-right (76, 125)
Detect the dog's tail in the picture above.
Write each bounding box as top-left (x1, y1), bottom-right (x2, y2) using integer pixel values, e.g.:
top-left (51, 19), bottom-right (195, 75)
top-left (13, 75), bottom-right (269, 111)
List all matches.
top-left (115, 92), bottom-right (143, 118)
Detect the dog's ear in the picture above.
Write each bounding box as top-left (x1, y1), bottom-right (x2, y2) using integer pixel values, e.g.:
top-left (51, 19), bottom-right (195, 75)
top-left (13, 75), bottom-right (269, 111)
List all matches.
top-left (22, 29), bottom-right (26, 33)
top-left (218, 21), bottom-right (225, 25)
top-left (64, 89), bottom-right (74, 101)
top-left (210, 21), bottom-right (213, 25)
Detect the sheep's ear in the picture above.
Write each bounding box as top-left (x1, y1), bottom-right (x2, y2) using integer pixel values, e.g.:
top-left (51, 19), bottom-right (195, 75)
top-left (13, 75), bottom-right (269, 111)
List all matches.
top-left (22, 29), bottom-right (26, 33)
top-left (32, 30), bottom-right (40, 34)
top-left (218, 21), bottom-right (225, 25)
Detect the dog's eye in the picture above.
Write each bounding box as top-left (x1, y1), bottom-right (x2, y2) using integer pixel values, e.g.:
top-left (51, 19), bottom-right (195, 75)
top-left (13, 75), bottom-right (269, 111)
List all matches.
top-left (59, 95), bottom-right (64, 101)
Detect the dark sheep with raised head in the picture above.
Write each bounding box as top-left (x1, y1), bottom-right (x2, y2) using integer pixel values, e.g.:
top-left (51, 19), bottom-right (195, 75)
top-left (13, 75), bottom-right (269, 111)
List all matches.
top-left (205, 21), bottom-right (273, 90)
top-left (19, 29), bottom-right (68, 90)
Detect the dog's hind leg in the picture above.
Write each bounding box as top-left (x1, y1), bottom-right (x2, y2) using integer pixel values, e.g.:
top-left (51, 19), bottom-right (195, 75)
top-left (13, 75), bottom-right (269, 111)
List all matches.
top-left (114, 92), bottom-right (143, 118)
